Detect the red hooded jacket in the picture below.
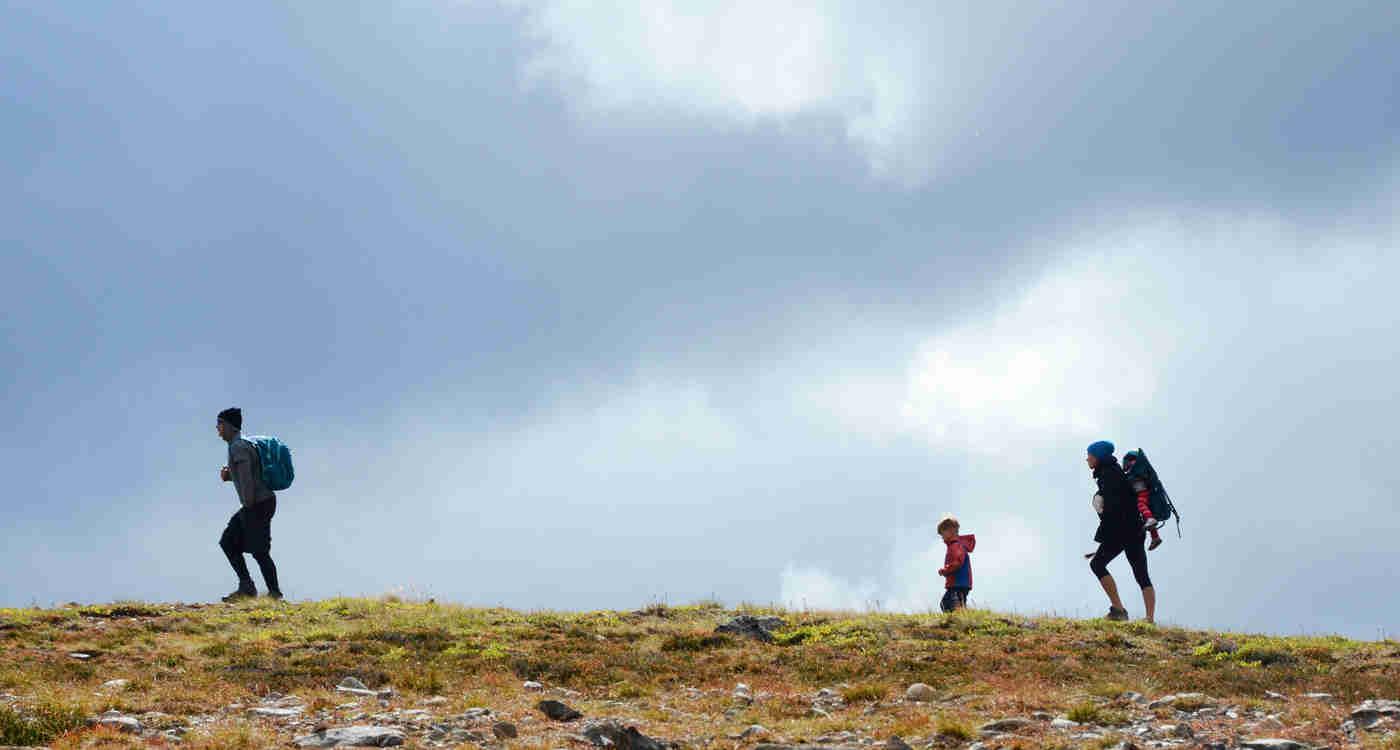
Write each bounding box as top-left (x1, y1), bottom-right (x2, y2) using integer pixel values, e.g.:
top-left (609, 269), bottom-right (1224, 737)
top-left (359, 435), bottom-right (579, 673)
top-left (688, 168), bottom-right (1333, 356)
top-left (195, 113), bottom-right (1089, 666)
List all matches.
top-left (938, 534), bottom-right (976, 590)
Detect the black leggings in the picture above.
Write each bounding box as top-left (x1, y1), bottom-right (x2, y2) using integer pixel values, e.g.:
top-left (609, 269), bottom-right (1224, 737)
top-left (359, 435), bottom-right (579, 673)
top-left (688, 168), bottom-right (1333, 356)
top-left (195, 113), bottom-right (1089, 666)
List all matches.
top-left (1090, 535), bottom-right (1152, 589)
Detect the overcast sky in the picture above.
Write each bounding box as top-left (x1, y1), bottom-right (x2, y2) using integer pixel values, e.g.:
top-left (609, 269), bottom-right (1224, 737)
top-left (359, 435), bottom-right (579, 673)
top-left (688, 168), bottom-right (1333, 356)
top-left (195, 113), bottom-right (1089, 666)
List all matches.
top-left (3, 1), bottom-right (1397, 639)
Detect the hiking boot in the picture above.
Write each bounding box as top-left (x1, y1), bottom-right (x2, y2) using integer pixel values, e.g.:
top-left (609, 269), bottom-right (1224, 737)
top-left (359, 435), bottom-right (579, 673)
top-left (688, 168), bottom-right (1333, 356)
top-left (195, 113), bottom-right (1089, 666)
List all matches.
top-left (222, 587), bottom-right (256, 603)
top-left (265, 590), bottom-right (284, 601)
top-left (1105, 607), bottom-right (1129, 622)
top-left (1148, 536), bottom-right (1163, 551)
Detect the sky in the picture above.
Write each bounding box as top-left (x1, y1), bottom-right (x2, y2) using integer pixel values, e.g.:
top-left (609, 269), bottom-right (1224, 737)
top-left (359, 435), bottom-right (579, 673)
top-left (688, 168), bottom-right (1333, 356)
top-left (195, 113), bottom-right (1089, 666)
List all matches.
top-left (2, 0), bottom-right (1398, 639)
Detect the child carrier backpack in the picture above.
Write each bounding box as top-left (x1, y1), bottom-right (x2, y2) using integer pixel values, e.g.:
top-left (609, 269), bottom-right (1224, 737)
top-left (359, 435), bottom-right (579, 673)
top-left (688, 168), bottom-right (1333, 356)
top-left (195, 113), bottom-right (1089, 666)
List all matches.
top-left (1123, 449), bottom-right (1179, 537)
top-left (244, 435), bottom-right (295, 491)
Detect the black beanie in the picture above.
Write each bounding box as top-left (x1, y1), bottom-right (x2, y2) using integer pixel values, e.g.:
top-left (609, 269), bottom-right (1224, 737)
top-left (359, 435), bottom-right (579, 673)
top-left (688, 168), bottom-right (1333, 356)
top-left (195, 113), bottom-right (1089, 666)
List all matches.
top-left (217, 407), bottom-right (242, 430)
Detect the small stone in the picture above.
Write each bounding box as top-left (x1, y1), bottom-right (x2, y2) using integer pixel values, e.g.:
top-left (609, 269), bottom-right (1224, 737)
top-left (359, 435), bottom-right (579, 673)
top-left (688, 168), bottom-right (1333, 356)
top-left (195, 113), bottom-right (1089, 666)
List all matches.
top-left (1238, 740), bottom-right (1310, 750)
top-left (1171, 723), bottom-right (1194, 739)
top-left (537, 700), bottom-right (582, 722)
top-left (1300, 692), bottom-right (1334, 702)
top-left (1258, 716), bottom-right (1285, 730)
top-left (979, 717), bottom-right (1032, 732)
top-left (248, 707), bottom-right (304, 719)
top-left (338, 677), bottom-right (370, 691)
top-left (69, 652), bottom-right (92, 660)
top-left (291, 725), bottom-right (406, 747)
top-left (95, 711), bottom-right (143, 733)
top-left (1265, 690), bottom-right (1286, 700)
top-left (885, 735), bottom-right (912, 750)
top-left (1350, 698), bottom-right (1400, 728)
top-left (1050, 718), bottom-right (1080, 729)
top-left (493, 721), bottom-right (518, 739)
top-left (809, 707), bottom-right (830, 718)
top-left (904, 683), bottom-right (935, 702)
top-left (738, 725), bottom-right (768, 740)
top-left (1030, 711), bottom-right (1053, 721)
top-left (420, 696), bottom-right (449, 706)
top-left (524, 681), bottom-right (545, 691)
top-left (583, 721), bottom-right (667, 750)
top-left (101, 679), bottom-right (129, 689)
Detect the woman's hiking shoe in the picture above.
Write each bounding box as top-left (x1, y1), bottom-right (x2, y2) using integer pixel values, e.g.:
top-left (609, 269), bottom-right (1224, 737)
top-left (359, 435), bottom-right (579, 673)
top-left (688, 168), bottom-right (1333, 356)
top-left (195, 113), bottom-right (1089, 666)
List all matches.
top-left (221, 589), bottom-right (255, 603)
top-left (1105, 607), bottom-right (1130, 621)
top-left (1148, 537), bottom-right (1163, 551)
top-left (265, 590), bottom-right (284, 601)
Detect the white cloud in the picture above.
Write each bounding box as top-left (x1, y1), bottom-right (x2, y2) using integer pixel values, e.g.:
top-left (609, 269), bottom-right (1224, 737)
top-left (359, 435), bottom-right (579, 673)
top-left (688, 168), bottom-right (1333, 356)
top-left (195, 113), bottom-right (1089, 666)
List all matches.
top-left (500, 0), bottom-right (935, 179)
top-left (779, 515), bottom-right (1054, 613)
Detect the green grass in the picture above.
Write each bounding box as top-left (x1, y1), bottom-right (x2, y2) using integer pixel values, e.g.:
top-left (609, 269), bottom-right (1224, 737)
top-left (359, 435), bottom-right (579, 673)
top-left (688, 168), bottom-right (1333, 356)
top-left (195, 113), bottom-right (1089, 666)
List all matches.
top-left (934, 714), bottom-right (973, 741)
top-left (0, 598), bottom-right (1394, 750)
top-left (0, 700), bottom-right (87, 746)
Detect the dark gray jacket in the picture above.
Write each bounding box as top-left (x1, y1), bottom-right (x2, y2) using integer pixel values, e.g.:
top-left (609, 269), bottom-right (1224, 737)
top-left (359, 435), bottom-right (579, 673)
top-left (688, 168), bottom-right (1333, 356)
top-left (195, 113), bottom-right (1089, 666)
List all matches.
top-left (228, 436), bottom-right (275, 508)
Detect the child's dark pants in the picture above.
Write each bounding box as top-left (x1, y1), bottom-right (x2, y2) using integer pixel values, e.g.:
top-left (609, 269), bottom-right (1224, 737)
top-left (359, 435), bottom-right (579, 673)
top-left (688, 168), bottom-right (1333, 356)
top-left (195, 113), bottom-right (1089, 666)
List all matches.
top-left (940, 587), bottom-right (970, 613)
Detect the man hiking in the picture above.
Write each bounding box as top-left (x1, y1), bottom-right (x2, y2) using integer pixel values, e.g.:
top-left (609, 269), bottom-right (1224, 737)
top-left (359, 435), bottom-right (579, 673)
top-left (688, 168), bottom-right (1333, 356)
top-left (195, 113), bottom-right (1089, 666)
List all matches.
top-left (1085, 440), bottom-right (1155, 623)
top-left (216, 408), bottom-right (283, 601)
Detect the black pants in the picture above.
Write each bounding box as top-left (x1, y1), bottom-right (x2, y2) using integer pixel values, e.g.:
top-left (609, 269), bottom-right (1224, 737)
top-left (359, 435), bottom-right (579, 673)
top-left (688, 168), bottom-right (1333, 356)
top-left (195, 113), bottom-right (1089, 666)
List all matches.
top-left (940, 587), bottom-right (970, 613)
top-left (219, 498), bottom-right (279, 593)
top-left (1090, 534), bottom-right (1152, 589)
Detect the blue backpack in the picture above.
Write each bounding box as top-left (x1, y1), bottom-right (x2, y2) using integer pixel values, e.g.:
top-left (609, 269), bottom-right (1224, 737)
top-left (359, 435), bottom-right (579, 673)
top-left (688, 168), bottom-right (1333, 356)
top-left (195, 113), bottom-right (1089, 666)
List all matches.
top-left (1123, 449), bottom-right (1179, 537)
top-left (245, 435), bottom-right (294, 492)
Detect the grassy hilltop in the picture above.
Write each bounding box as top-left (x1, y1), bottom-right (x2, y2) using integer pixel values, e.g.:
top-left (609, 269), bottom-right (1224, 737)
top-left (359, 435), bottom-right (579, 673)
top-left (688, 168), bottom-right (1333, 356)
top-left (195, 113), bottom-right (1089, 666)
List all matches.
top-left (1, 599), bottom-right (1398, 749)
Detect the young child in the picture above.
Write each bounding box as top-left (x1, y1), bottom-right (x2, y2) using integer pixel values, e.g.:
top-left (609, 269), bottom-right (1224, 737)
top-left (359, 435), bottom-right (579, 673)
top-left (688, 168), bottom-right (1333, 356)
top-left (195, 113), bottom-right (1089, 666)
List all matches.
top-left (937, 515), bottom-right (976, 612)
top-left (1123, 451), bottom-right (1163, 551)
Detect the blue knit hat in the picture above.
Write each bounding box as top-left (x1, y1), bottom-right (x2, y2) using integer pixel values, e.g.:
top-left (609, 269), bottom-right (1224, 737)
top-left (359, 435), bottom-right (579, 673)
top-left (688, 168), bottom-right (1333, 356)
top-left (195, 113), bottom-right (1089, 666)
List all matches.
top-left (1087, 440), bottom-right (1115, 459)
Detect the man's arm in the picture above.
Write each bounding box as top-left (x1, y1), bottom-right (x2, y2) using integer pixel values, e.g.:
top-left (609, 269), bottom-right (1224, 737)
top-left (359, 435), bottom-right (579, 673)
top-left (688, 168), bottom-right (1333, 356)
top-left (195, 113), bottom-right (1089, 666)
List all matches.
top-left (229, 443), bottom-right (258, 507)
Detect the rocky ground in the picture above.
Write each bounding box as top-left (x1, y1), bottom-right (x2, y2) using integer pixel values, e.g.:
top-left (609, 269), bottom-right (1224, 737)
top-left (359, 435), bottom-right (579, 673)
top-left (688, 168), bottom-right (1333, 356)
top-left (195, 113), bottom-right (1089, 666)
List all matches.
top-left (0, 601), bottom-right (1396, 749)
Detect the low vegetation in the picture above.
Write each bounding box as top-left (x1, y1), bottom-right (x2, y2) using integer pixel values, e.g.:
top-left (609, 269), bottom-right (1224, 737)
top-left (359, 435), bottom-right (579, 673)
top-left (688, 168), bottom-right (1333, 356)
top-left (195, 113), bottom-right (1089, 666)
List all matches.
top-left (0, 599), bottom-right (1395, 748)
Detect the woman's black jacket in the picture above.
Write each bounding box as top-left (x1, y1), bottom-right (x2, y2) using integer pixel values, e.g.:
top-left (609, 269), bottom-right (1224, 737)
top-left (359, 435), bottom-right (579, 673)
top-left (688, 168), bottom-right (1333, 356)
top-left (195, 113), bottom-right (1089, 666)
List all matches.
top-left (1093, 457), bottom-right (1146, 545)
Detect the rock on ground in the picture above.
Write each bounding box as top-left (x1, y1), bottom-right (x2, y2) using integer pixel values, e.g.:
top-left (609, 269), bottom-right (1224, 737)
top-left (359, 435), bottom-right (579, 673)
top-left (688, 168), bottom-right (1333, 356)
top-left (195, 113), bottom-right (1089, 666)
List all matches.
top-left (537, 699), bottom-right (583, 721)
top-left (93, 711), bottom-right (142, 733)
top-left (1238, 740), bottom-right (1313, 750)
top-left (715, 615), bottom-right (785, 643)
top-left (1352, 698), bottom-right (1400, 727)
top-left (292, 725), bottom-right (406, 748)
top-left (755, 746), bottom-right (861, 750)
top-left (248, 707), bottom-right (303, 719)
top-left (904, 683), bottom-right (935, 702)
top-left (581, 721), bottom-right (668, 750)
top-left (979, 717), bottom-right (1033, 732)
top-left (337, 677), bottom-right (369, 691)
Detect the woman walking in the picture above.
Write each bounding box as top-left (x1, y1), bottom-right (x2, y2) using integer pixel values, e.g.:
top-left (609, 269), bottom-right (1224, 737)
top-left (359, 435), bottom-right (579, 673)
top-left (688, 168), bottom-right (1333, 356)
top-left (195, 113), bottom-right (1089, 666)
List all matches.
top-left (1085, 440), bottom-right (1156, 623)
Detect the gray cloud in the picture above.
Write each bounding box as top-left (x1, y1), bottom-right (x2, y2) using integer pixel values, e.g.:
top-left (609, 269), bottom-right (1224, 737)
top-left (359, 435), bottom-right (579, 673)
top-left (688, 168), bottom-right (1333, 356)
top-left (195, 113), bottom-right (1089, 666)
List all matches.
top-left (1, 0), bottom-right (1397, 638)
